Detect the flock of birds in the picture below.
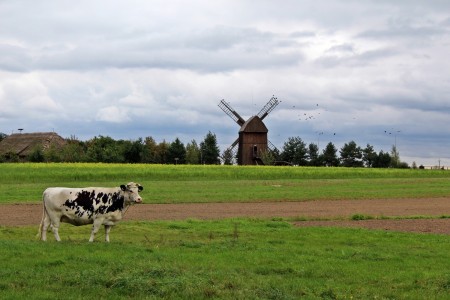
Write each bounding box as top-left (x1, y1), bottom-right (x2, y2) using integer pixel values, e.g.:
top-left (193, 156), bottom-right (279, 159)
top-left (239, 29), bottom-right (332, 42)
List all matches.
top-left (289, 103), bottom-right (338, 137)
top-left (287, 102), bottom-right (400, 139)
top-left (292, 104), bottom-right (322, 121)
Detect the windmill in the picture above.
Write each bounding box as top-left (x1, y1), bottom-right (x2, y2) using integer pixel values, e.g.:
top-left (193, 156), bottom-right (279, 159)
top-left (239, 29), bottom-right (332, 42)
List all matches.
top-left (218, 96), bottom-right (280, 165)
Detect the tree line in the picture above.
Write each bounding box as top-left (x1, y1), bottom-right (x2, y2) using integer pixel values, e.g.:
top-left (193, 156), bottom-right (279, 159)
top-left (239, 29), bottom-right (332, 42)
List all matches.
top-left (0, 132), bottom-right (409, 167)
top-left (274, 137), bottom-right (408, 168)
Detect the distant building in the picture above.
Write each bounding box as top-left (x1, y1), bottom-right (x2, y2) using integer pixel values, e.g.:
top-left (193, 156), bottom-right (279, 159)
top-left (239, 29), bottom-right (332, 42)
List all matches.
top-left (238, 116), bottom-right (268, 165)
top-left (0, 132), bottom-right (66, 160)
top-left (218, 96), bottom-right (280, 165)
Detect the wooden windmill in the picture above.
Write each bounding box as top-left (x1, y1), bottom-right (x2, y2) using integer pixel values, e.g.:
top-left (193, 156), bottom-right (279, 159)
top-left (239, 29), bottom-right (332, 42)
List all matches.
top-left (218, 96), bottom-right (280, 165)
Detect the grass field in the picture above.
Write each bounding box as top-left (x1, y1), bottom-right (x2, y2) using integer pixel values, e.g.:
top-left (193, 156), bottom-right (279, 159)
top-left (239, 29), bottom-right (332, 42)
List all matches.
top-left (1, 219), bottom-right (450, 299)
top-left (1, 163), bottom-right (450, 204)
top-left (1, 163), bottom-right (450, 299)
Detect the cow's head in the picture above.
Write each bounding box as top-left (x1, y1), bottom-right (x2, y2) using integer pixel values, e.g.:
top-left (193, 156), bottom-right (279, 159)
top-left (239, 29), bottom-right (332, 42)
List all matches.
top-left (120, 182), bottom-right (143, 204)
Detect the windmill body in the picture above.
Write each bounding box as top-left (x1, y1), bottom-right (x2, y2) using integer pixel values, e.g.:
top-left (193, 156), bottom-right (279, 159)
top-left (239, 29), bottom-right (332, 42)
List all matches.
top-left (218, 96), bottom-right (279, 165)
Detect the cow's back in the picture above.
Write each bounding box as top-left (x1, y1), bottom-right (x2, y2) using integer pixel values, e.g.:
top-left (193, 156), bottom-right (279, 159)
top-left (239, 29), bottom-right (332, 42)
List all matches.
top-left (44, 187), bottom-right (119, 203)
top-left (43, 188), bottom-right (76, 211)
top-left (43, 187), bottom-right (122, 224)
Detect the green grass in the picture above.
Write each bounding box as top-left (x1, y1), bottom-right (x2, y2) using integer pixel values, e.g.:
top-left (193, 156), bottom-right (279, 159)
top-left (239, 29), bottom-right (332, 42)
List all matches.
top-left (2, 164), bottom-right (450, 298)
top-left (1, 219), bottom-right (450, 299)
top-left (1, 163), bottom-right (450, 203)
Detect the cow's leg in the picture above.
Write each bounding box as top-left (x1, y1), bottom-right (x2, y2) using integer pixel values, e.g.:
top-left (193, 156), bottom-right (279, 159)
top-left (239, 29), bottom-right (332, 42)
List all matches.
top-left (105, 225), bottom-right (112, 242)
top-left (51, 220), bottom-right (61, 242)
top-left (89, 219), bottom-right (102, 242)
top-left (41, 214), bottom-right (51, 241)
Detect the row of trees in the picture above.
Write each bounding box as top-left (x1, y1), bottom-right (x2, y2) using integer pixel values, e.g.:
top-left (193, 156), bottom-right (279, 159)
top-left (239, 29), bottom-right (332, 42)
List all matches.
top-left (274, 137), bottom-right (408, 168)
top-left (22, 132), bottom-right (221, 164)
top-left (1, 132), bottom-right (408, 167)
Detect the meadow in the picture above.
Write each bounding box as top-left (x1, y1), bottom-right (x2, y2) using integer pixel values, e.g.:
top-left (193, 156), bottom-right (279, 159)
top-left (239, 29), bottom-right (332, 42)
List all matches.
top-left (1, 219), bottom-right (450, 299)
top-left (1, 163), bottom-right (450, 204)
top-left (1, 163), bottom-right (450, 299)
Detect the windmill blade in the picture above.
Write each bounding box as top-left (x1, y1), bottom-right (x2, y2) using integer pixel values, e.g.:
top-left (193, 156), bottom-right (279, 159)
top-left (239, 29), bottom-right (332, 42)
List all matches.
top-left (229, 137), bottom-right (239, 149)
top-left (257, 96), bottom-right (280, 120)
top-left (268, 140), bottom-right (279, 153)
top-left (221, 138), bottom-right (239, 160)
top-left (221, 138), bottom-right (239, 153)
top-left (226, 138), bottom-right (239, 155)
top-left (218, 99), bottom-right (245, 126)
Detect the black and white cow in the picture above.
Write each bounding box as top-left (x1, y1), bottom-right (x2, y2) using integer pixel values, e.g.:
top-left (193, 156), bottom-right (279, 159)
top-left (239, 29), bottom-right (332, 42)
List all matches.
top-left (38, 182), bottom-right (143, 242)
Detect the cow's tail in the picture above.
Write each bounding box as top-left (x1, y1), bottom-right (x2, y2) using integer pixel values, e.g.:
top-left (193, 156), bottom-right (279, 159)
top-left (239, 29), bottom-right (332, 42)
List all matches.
top-left (36, 191), bottom-right (48, 240)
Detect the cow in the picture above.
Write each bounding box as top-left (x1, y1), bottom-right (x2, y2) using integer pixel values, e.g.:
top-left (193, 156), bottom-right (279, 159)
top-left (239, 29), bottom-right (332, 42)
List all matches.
top-left (38, 182), bottom-right (143, 242)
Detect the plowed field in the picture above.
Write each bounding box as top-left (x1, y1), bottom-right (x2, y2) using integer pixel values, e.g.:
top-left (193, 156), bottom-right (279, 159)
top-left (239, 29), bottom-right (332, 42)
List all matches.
top-left (2, 197), bottom-right (450, 234)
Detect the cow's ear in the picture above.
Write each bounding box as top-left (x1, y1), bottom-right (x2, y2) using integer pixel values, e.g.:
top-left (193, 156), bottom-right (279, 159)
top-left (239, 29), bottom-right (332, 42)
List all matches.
top-left (120, 185), bottom-right (126, 191)
top-left (138, 186), bottom-right (143, 192)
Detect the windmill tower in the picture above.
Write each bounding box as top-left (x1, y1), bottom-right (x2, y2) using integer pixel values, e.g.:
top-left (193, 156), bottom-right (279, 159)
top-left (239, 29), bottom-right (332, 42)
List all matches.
top-left (218, 96), bottom-right (280, 165)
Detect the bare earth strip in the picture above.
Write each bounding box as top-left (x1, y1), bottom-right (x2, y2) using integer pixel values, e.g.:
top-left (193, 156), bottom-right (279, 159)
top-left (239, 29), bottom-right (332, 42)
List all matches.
top-left (2, 198), bottom-right (450, 234)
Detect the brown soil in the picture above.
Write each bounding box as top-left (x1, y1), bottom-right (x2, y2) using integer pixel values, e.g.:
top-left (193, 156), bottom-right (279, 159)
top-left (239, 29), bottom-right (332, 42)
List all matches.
top-left (2, 197), bottom-right (450, 234)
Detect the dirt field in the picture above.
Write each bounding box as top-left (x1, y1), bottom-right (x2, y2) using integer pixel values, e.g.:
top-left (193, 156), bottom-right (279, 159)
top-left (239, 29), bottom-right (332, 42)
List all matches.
top-left (2, 197), bottom-right (450, 234)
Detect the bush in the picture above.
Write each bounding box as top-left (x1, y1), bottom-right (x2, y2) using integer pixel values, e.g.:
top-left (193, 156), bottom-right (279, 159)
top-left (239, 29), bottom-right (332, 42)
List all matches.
top-left (28, 148), bottom-right (45, 162)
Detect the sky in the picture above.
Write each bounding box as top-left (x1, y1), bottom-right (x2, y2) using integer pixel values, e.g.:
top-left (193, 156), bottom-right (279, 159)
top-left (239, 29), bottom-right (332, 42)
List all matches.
top-left (1, 0), bottom-right (449, 166)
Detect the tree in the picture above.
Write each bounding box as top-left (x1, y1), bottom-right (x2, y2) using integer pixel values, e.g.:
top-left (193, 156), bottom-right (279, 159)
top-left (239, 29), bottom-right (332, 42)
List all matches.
top-left (2, 151), bottom-right (19, 162)
top-left (44, 143), bottom-right (63, 162)
top-left (373, 150), bottom-right (391, 168)
top-left (167, 138), bottom-right (186, 164)
top-left (155, 140), bottom-right (170, 164)
top-left (185, 140), bottom-right (200, 164)
top-left (319, 142), bottom-right (339, 167)
top-left (307, 143), bottom-right (320, 166)
top-left (85, 136), bottom-right (123, 163)
top-left (123, 138), bottom-right (145, 163)
top-left (362, 144), bottom-right (377, 168)
top-left (142, 136), bottom-right (158, 163)
top-left (281, 136), bottom-right (308, 165)
top-left (28, 147), bottom-right (45, 162)
top-left (200, 131), bottom-right (220, 164)
top-left (271, 147), bottom-right (281, 162)
top-left (261, 149), bottom-right (276, 166)
top-left (61, 138), bottom-right (87, 162)
top-left (221, 148), bottom-right (235, 165)
top-left (390, 145), bottom-right (400, 168)
top-left (340, 141), bottom-right (363, 167)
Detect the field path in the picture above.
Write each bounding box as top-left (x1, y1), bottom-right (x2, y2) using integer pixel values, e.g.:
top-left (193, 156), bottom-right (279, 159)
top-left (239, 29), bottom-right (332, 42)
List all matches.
top-left (2, 198), bottom-right (450, 235)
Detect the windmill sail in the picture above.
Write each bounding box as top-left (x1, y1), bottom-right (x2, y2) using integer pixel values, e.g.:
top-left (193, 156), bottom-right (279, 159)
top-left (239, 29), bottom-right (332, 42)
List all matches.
top-left (227, 138), bottom-right (239, 155)
top-left (220, 137), bottom-right (239, 162)
top-left (218, 100), bottom-right (245, 126)
top-left (257, 96), bottom-right (280, 120)
top-left (268, 140), bottom-right (279, 152)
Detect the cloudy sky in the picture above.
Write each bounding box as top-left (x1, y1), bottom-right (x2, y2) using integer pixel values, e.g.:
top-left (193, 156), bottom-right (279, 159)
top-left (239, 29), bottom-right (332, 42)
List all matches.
top-left (1, 0), bottom-right (449, 165)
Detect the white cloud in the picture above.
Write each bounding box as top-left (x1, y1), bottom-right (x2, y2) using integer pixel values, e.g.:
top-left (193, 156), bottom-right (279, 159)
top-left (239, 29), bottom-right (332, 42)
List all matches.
top-left (96, 106), bottom-right (130, 123)
top-left (0, 73), bottom-right (63, 118)
top-left (0, 1), bottom-right (449, 164)
top-left (118, 83), bottom-right (150, 107)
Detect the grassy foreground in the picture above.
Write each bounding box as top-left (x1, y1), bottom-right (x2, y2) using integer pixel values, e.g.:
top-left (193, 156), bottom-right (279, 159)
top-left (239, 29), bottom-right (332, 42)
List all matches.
top-left (1, 164), bottom-right (450, 298)
top-left (1, 219), bottom-right (450, 299)
top-left (1, 163), bottom-right (450, 204)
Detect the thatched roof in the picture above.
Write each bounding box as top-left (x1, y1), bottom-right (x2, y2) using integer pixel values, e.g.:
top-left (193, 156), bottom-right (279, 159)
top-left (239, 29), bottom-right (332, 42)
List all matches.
top-left (0, 132), bottom-right (66, 157)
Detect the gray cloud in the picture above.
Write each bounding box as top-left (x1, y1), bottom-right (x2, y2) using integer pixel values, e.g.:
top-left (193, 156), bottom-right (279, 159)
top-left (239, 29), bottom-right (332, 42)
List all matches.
top-left (1, 24), bottom-right (304, 73)
top-left (358, 24), bottom-right (449, 40)
top-left (0, 0), bottom-right (449, 165)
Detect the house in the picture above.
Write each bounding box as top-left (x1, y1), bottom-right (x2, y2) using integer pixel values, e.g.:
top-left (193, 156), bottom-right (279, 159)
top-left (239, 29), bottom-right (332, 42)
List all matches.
top-left (0, 132), bottom-right (66, 160)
